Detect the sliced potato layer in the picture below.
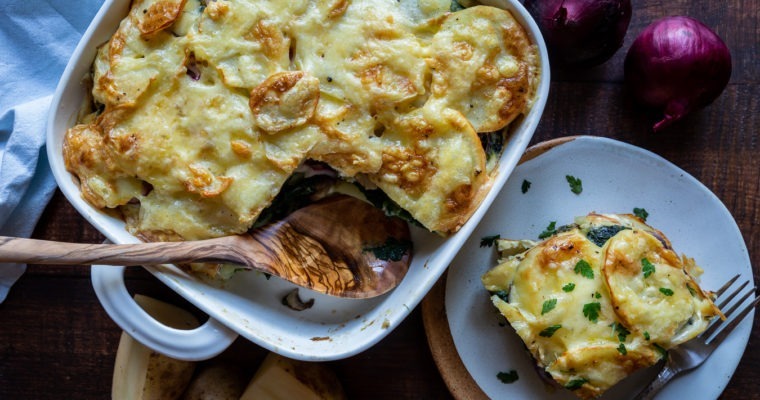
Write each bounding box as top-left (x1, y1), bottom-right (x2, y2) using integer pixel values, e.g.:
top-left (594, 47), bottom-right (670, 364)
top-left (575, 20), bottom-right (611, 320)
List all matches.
top-left (482, 214), bottom-right (720, 399)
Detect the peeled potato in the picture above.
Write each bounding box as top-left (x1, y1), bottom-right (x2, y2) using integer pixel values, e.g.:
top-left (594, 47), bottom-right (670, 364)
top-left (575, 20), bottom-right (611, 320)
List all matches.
top-left (240, 352), bottom-right (346, 400)
top-left (181, 362), bottom-right (248, 400)
top-left (112, 295), bottom-right (199, 400)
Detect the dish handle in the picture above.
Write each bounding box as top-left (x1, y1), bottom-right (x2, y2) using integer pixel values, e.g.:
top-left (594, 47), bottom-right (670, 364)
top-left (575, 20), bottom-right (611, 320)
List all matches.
top-left (91, 264), bottom-right (238, 361)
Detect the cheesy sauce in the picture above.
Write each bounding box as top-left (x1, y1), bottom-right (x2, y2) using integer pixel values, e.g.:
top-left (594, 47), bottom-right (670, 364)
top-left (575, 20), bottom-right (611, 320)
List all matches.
top-left (482, 214), bottom-right (721, 399)
top-left (63, 0), bottom-right (539, 241)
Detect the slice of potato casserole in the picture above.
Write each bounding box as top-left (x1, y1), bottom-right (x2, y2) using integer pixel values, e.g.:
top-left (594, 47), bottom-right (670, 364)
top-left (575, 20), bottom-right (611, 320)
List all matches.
top-left (63, 0), bottom-right (539, 242)
top-left (482, 213), bottom-right (721, 399)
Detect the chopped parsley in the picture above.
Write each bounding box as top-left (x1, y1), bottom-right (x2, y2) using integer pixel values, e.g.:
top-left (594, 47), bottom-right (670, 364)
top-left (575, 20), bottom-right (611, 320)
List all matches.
top-left (644, 331), bottom-right (650, 340)
top-left (565, 378), bottom-right (588, 390)
top-left (541, 299), bottom-right (557, 315)
top-left (521, 179), bottom-right (532, 194)
top-left (539, 324), bottom-right (562, 338)
top-left (594, 291), bottom-right (602, 299)
top-left (642, 258), bottom-right (656, 278)
top-left (364, 237), bottom-right (411, 262)
top-left (496, 370), bottom-right (519, 384)
top-left (562, 283), bottom-right (576, 292)
top-left (659, 288), bottom-right (674, 296)
top-left (583, 302), bottom-right (601, 323)
top-left (610, 322), bottom-right (630, 342)
top-left (633, 207), bottom-right (649, 221)
top-left (687, 284), bottom-right (697, 297)
top-left (538, 221), bottom-right (557, 239)
top-left (617, 343), bottom-right (628, 355)
top-left (480, 234), bottom-right (500, 248)
top-left (574, 259), bottom-right (594, 279)
top-left (566, 175), bottom-right (583, 194)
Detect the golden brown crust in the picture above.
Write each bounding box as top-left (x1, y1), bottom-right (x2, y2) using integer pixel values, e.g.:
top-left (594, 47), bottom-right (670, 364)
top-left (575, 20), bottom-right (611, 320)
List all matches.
top-left (137, 0), bottom-right (187, 36)
top-left (249, 71), bottom-right (321, 133)
top-left (65, 0), bottom-right (538, 240)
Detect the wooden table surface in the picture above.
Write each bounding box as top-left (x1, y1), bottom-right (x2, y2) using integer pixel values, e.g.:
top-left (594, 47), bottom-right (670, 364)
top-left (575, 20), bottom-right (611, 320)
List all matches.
top-left (1, 1), bottom-right (757, 398)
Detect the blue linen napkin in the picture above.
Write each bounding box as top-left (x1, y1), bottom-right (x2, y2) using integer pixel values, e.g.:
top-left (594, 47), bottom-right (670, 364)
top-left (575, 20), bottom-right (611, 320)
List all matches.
top-left (0, 0), bottom-right (105, 303)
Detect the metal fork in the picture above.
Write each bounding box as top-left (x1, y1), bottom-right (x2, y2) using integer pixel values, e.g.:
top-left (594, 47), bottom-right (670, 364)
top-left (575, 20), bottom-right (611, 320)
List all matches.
top-left (636, 274), bottom-right (759, 399)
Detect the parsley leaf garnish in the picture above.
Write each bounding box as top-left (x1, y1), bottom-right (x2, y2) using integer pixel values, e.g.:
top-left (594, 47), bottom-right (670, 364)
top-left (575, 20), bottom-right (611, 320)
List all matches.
top-left (594, 291), bottom-right (602, 299)
top-left (610, 322), bottom-right (630, 342)
top-left (539, 324), bottom-right (562, 337)
top-left (642, 258), bottom-right (655, 278)
top-left (574, 259), bottom-right (594, 279)
top-left (583, 302), bottom-right (601, 323)
top-left (480, 234), bottom-right (500, 248)
top-left (538, 221), bottom-right (557, 239)
top-left (565, 378), bottom-right (588, 390)
top-left (644, 331), bottom-right (650, 340)
top-left (562, 283), bottom-right (576, 292)
top-left (521, 179), bottom-right (532, 194)
top-left (497, 370), bottom-right (519, 384)
top-left (633, 207), bottom-right (649, 221)
top-left (566, 175), bottom-right (583, 194)
top-left (660, 288), bottom-right (674, 296)
top-left (617, 343), bottom-right (628, 355)
top-left (541, 299), bottom-right (557, 315)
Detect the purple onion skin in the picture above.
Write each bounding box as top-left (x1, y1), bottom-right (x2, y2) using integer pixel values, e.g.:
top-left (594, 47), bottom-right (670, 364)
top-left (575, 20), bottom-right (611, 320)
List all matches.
top-left (524, 0), bottom-right (632, 68)
top-left (624, 16), bottom-right (732, 132)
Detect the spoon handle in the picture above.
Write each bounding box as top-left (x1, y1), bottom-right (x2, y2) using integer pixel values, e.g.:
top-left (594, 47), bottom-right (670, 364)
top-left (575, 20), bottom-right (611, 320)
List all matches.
top-left (0, 236), bottom-right (240, 266)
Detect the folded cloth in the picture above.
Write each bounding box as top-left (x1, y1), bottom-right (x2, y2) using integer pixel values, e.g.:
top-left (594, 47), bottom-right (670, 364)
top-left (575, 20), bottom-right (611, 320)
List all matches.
top-left (0, 0), bottom-right (104, 303)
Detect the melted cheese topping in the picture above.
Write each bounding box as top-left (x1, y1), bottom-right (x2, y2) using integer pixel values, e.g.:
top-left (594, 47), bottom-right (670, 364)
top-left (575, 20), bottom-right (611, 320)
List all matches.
top-left (482, 214), bottom-right (720, 399)
top-left (64, 0), bottom-right (539, 240)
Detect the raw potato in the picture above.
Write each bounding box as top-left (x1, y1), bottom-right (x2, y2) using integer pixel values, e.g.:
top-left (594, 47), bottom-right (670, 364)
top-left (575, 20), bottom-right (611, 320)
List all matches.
top-left (181, 362), bottom-right (248, 400)
top-left (240, 352), bottom-right (346, 400)
top-left (112, 295), bottom-right (199, 400)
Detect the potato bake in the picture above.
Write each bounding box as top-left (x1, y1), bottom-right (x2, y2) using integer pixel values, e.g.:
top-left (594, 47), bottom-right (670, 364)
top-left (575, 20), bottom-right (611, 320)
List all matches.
top-left (63, 0), bottom-right (539, 242)
top-left (482, 213), bottom-right (721, 399)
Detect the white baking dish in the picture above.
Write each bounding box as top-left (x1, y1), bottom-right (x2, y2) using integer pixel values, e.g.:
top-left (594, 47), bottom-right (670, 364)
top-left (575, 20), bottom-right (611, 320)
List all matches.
top-left (46, 0), bottom-right (550, 361)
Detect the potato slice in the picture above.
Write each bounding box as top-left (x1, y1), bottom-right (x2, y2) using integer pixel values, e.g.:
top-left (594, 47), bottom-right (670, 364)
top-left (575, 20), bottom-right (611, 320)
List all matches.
top-left (602, 229), bottom-right (720, 347)
top-left (181, 362), bottom-right (248, 400)
top-left (240, 352), bottom-right (346, 400)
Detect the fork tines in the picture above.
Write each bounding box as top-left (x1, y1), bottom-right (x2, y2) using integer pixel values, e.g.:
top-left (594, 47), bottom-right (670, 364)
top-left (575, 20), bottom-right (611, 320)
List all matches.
top-left (703, 274), bottom-right (759, 345)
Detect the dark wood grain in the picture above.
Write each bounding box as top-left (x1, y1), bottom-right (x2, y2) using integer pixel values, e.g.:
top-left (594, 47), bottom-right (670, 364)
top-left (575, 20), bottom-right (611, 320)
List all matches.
top-left (1, 0), bottom-right (757, 398)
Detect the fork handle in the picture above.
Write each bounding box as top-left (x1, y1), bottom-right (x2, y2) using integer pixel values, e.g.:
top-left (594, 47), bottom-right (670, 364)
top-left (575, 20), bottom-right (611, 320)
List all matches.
top-left (635, 362), bottom-right (677, 400)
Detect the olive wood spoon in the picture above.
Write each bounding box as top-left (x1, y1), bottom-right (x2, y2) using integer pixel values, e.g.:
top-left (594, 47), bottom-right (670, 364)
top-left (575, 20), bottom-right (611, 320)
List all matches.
top-left (0, 195), bottom-right (412, 299)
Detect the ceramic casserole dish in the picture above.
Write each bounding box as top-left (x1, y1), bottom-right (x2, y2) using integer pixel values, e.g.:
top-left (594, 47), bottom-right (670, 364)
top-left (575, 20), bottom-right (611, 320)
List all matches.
top-left (46, 0), bottom-right (550, 361)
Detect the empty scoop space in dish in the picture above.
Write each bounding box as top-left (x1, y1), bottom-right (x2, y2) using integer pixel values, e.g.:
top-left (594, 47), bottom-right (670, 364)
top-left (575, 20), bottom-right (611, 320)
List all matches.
top-left (47, 0), bottom-right (550, 361)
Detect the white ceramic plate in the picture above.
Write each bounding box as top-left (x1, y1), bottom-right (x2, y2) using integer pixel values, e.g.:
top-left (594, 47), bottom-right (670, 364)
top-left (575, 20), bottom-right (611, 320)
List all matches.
top-left (445, 136), bottom-right (754, 399)
top-left (46, 0), bottom-right (550, 361)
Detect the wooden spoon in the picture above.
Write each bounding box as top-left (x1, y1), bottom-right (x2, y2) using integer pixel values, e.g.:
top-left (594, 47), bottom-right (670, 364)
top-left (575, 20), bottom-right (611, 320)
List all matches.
top-left (0, 195), bottom-right (412, 299)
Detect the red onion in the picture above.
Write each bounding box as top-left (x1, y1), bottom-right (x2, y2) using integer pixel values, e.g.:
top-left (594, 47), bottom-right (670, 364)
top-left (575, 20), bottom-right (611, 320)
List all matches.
top-left (624, 16), bottom-right (732, 132)
top-left (524, 0), bottom-right (632, 68)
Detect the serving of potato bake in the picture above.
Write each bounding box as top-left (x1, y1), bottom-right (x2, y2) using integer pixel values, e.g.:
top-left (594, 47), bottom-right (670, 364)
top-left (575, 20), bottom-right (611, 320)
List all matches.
top-left (482, 213), bottom-right (722, 399)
